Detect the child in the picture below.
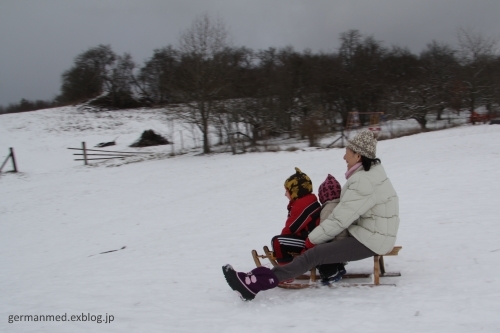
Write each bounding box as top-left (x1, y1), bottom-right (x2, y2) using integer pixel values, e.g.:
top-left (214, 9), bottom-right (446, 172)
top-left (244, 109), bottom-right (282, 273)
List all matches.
top-left (317, 174), bottom-right (348, 240)
top-left (271, 167), bottom-right (321, 265)
top-left (316, 174), bottom-right (348, 283)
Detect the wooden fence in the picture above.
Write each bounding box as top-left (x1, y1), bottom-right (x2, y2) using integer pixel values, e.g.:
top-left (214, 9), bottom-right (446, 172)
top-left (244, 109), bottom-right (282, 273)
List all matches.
top-left (0, 147), bottom-right (18, 173)
top-left (68, 142), bottom-right (151, 165)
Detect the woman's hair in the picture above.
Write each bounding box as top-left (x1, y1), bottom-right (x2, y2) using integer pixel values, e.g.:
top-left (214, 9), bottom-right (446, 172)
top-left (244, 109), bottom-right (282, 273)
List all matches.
top-left (361, 155), bottom-right (381, 171)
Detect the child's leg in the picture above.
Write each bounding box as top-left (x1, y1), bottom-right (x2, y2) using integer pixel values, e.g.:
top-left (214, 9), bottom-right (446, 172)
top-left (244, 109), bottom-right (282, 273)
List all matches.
top-left (271, 235), bottom-right (305, 264)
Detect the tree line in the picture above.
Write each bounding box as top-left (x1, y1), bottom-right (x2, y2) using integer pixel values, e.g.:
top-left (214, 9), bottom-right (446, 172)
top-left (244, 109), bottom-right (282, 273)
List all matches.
top-left (3, 15), bottom-right (499, 153)
top-left (0, 98), bottom-right (56, 114)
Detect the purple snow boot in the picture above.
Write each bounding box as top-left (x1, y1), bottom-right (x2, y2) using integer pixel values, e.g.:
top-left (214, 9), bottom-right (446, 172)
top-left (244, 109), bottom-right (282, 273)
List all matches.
top-left (222, 264), bottom-right (279, 301)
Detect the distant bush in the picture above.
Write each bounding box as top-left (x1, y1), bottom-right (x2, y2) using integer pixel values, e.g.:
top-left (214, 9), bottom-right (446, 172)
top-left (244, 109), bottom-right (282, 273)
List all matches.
top-left (265, 146), bottom-right (281, 152)
top-left (130, 130), bottom-right (170, 147)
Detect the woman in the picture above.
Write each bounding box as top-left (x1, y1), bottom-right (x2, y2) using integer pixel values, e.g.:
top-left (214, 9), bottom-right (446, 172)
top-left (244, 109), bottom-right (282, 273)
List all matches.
top-left (223, 130), bottom-right (400, 301)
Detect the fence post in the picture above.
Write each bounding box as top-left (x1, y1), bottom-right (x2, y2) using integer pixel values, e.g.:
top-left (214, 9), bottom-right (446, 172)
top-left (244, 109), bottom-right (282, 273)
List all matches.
top-left (82, 142), bottom-right (88, 166)
top-left (9, 147), bottom-right (18, 172)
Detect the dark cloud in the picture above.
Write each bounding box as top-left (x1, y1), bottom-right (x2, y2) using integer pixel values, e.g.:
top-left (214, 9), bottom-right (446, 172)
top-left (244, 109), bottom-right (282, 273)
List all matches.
top-left (1, 0), bottom-right (499, 106)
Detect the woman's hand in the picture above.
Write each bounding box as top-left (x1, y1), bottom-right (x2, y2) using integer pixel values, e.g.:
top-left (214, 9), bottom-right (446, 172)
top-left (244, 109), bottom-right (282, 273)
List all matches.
top-left (301, 238), bottom-right (315, 253)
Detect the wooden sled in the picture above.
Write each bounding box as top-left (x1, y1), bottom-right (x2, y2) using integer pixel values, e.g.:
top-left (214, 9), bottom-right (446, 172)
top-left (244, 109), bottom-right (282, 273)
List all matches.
top-left (252, 246), bottom-right (402, 289)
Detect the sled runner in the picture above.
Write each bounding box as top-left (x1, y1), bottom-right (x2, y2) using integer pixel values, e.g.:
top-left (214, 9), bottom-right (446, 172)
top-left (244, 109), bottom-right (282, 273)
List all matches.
top-left (252, 246), bottom-right (402, 289)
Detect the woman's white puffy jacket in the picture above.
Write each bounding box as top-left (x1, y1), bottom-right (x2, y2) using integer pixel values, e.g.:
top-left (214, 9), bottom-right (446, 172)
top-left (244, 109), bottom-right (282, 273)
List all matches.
top-left (308, 164), bottom-right (399, 255)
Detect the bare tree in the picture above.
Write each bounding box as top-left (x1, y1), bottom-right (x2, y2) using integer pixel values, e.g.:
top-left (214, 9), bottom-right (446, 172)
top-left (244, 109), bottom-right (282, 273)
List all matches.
top-left (419, 41), bottom-right (459, 120)
top-left (456, 27), bottom-right (499, 114)
top-left (137, 46), bottom-right (179, 105)
top-left (456, 26), bottom-right (498, 65)
top-left (335, 31), bottom-right (387, 126)
top-left (175, 13), bottom-right (232, 153)
top-left (57, 45), bottom-right (142, 109)
top-left (58, 45), bottom-right (116, 104)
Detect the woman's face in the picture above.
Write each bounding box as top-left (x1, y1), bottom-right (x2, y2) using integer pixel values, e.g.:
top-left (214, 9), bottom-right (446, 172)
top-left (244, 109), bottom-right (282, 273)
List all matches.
top-left (344, 148), bottom-right (361, 170)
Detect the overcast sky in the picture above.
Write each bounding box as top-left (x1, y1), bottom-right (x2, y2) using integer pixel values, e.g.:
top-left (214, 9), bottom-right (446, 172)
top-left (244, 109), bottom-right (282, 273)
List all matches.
top-left (1, 0), bottom-right (499, 107)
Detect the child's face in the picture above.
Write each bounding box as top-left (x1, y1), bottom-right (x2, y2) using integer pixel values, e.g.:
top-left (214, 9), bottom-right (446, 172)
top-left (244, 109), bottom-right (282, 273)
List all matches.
top-left (284, 187), bottom-right (292, 200)
top-left (344, 148), bottom-right (361, 170)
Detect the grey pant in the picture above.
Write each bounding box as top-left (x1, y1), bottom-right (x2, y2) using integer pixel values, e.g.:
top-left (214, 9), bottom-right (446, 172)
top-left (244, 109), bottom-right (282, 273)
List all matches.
top-left (271, 237), bottom-right (376, 282)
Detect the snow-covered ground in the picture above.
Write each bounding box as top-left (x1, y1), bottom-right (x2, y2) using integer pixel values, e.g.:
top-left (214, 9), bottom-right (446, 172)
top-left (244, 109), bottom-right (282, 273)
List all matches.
top-left (1, 107), bottom-right (499, 332)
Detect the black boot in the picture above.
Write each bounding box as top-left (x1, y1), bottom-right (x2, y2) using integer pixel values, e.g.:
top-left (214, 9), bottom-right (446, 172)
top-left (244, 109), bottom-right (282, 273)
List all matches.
top-left (317, 263), bottom-right (346, 285)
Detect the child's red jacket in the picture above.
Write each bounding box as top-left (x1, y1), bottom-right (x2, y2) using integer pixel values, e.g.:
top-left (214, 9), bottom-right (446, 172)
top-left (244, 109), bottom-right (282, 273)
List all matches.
top-left (281, 193), bottom-right (322, 239)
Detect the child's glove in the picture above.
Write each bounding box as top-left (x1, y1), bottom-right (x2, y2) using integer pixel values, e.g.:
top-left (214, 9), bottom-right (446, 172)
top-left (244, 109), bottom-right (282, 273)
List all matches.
top-left (318, 174), bottom-right (342, 204)
top-left (301, 238), bottom-right (315, 253)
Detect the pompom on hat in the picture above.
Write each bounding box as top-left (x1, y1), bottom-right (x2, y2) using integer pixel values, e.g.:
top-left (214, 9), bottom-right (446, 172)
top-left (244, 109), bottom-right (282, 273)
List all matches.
top-left (284, 167), bottom-right (313, 200)
top-left (346, 130), bottom-right (377, 159)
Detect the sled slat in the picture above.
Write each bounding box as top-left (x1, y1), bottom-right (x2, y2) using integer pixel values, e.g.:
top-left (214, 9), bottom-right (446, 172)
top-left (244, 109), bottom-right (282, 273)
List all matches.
top-left (251, 250), bottom-right (262, 267)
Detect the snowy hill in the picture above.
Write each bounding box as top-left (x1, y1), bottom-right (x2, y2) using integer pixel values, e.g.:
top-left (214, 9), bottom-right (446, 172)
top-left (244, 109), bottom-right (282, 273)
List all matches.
top-left (1, 107), bottom-right (500, 332)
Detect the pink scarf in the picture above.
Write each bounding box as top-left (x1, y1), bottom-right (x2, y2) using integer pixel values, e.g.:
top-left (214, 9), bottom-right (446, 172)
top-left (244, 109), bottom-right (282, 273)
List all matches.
top-left (345, 162), bottom-right (362, 179)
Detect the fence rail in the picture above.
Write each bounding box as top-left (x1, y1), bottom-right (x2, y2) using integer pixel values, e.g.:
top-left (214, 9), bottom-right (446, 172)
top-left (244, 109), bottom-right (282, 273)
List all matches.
top-left (0, 147), bottom-right (18, 173)
top-left (68, 142), bottom-right (150, 165)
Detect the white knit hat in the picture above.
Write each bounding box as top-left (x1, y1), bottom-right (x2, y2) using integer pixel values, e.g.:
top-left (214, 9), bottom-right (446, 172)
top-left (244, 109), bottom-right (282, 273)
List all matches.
top-left (347, 130), bottom-right (377, 159)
